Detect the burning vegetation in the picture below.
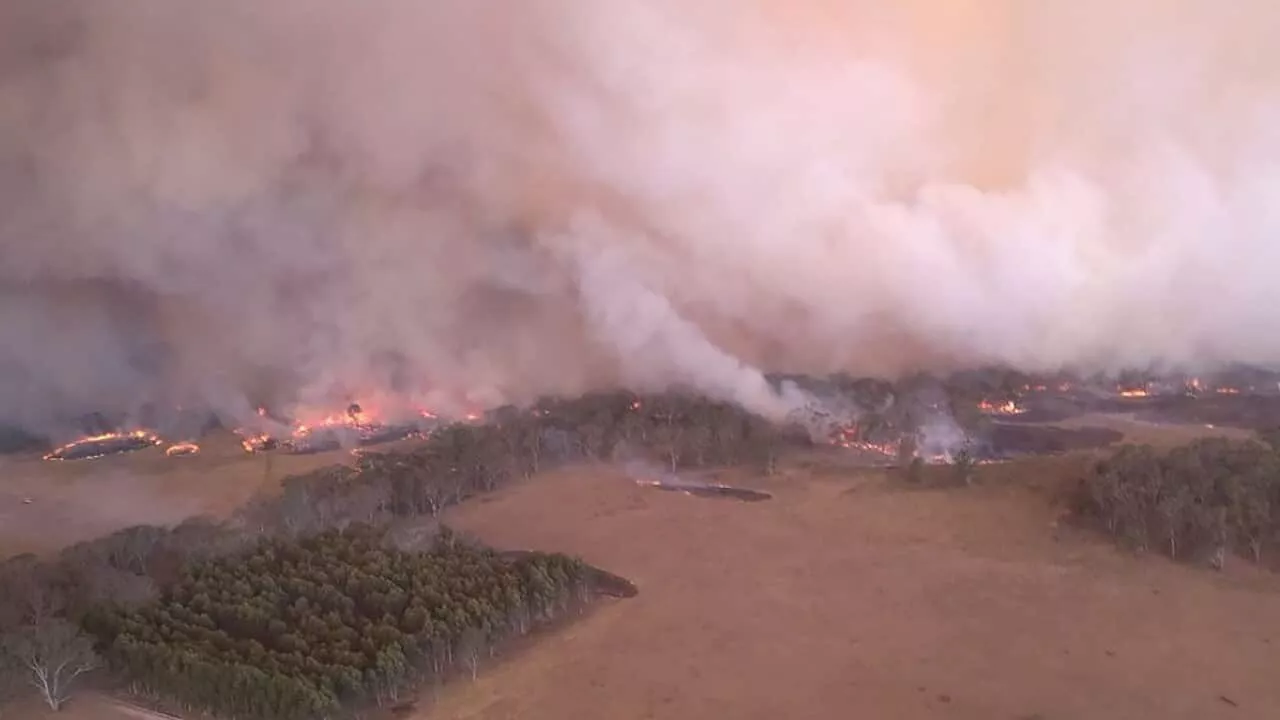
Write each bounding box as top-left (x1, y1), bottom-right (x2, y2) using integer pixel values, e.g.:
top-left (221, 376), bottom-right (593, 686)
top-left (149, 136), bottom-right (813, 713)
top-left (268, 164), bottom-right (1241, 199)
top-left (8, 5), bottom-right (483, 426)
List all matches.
top-left (163, 442), bottom-right (200, 457)
top-left (234, 403), bottom-right (427, 456)
top-left (978, 399), bottom-right (1025, 415)
top-left (37, 402), bottom-right (432, 462)
top-left (24, 367), bottom-right (1280, 467)
top-left (42, 431), bottom-right (162, 461)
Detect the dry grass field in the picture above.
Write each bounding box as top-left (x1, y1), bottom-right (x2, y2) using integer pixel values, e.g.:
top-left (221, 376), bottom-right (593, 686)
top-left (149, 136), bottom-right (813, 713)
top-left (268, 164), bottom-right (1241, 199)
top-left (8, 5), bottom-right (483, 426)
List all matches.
top-left (431, 454), bottom-right (1280, 720)
top-left (0, 431), bottom-right (355, 557)
top-left (7, 416), bottom-right (1280, 720)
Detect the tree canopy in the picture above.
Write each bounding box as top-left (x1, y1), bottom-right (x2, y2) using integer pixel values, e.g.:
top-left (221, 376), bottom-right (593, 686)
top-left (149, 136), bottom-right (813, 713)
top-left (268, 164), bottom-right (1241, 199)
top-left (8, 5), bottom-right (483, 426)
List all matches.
top-left (1075, 437), bottom-right (1280, 566)
top-left (85, 526), bottom-right (591, 720)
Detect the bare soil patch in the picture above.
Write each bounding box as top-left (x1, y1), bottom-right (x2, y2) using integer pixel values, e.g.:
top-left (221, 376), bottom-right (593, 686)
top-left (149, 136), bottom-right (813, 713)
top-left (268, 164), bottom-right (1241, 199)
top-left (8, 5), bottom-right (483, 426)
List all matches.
top-left (1132, 394), bottom-right (1280, 430)
top-left (987, 422), bottom-right (1124, 455)
top-left (642, 481), bottom-right (772, 502)
top-left (1053, 412), bottom-right (1256, 447)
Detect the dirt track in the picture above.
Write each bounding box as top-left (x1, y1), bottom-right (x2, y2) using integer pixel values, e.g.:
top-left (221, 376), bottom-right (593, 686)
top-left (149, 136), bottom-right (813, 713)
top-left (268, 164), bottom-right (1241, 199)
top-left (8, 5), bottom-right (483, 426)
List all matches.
top-left (434, 458), bottom-right (1280, 720)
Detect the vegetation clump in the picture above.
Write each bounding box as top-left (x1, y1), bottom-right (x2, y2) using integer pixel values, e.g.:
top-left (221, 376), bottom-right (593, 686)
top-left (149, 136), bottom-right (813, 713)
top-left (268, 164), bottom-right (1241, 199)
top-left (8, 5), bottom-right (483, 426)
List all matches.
top-left (85, 526), bottom-right (591, 720)
top-left (1074, 437), bottom-right (1280, 566)
top-left (247, 389), bottom-right (804, 534)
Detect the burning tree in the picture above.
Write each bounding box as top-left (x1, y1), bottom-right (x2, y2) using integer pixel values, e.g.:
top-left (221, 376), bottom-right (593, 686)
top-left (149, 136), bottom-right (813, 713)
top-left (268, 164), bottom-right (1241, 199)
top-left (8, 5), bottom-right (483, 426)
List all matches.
top-left (0, 619), bottom-right (99, 711)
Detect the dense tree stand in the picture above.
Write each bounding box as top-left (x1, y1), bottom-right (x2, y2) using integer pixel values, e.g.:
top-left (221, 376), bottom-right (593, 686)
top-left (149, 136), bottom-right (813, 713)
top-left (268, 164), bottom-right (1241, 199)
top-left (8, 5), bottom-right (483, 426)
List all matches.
top-left (85, 526), bottom-right (591, 720)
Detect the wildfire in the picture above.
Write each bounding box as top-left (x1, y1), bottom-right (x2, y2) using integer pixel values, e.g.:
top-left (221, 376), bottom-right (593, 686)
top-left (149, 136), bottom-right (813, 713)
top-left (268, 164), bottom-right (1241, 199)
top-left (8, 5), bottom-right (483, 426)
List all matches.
top-left (1118, 388), bottom-right (1149, 398)
top-left (847, 440), bottom-right (901, 456)
top-left (43, 430), bottom-right (162, 461)
top-left (234, 401), bottom-right (430, 455)
top-left (1215, 387), bottom-right (1241, 395)
top-left (165, 442), bottom-right (201, 457)
top-left (234, 431), bottom-right (274, 453)
top-left (978, 399), bottom-right (1025, 415)
top-left (828, 425), bottom-right (901, 456)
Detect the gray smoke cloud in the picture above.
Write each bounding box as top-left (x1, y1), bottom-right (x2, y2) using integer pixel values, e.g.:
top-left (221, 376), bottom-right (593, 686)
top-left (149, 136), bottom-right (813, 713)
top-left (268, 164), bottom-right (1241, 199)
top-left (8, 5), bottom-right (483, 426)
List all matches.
top-left (2, 0), bottom-right (1279, 436)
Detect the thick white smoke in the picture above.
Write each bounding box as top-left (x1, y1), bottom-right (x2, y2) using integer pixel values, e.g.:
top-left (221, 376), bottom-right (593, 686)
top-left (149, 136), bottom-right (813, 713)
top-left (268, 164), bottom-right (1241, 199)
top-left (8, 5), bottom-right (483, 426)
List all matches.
top-left (1, 0), bottom-right (1278, 434)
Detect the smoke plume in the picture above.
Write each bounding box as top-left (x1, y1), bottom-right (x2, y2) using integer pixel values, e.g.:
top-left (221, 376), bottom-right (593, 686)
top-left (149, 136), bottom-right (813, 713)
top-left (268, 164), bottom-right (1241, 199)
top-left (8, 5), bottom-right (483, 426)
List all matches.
top-left (2, 1), bottom-right (1279, 435)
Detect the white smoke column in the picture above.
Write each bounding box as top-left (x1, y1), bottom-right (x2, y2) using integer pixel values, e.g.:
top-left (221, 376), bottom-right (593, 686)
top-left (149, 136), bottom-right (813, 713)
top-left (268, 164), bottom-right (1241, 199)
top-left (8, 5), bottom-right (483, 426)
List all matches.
top-left (1, 0), bottom-right (1279, 433)
top-left (562, 213), bottom-right (811, 422)
top-left (915, 415), bottom-right (969, 463)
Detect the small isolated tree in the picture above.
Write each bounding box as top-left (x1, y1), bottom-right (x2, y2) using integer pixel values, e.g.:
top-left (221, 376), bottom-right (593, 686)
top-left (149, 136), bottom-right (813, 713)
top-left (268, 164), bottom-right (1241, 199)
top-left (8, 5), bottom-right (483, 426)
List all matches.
top-left (952, 448), bottom-right (975, 486)
top-left (904, 457), bottom-right (926, 485)
top-left (1, 619), bottom-right (99, 711)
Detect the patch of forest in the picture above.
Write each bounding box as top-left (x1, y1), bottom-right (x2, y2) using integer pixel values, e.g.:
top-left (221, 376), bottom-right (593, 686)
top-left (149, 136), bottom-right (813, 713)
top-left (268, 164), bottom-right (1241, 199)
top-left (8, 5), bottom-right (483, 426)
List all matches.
top-left (243, 389), bottom-right (811, 536)
top-left (84, 526), bottom-right (594, 720)
top-left (1073, 434), bottom-right (1280, 568)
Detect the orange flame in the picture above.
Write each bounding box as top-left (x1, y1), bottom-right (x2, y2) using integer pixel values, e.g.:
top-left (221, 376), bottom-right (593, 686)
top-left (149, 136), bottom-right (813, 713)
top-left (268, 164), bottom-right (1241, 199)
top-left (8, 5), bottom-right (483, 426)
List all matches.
top-left (43, 430), bottom-right (162, 461)
top-left (234, 400), bottom-right (431, 453)
top-left (165, 441), bottom-right (200, 457)
top-left (978, 399), bottom-right (1025, 415)
top-left (237, 431), bottom-right (274, 453)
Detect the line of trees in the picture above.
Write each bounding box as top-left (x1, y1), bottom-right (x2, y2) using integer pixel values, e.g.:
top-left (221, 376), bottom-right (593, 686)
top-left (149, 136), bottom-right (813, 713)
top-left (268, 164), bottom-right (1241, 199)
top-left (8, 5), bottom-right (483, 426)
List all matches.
top-left (82, 526), bottom-right (590, 720)
top-left (1074, 437), bottom-right (1280, 567)
top-left (241, 389), bottom-right (807, 535)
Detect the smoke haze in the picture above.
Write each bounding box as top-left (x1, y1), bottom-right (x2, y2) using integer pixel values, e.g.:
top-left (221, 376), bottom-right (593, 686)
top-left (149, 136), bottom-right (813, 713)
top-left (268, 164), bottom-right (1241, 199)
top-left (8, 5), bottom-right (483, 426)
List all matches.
top-left (2, 0), bottom-right (1278, 435)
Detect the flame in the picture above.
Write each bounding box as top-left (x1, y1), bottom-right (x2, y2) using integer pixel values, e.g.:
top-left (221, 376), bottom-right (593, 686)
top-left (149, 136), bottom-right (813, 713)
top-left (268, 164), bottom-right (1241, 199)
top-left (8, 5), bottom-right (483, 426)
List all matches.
top-left (43, 430), bottom-right (162, 461)
top-left (165, 441), bottom-right (200, 457)
top-left (233, 400), bottom-right (435, 453)
top-left (978, 399), bottom-right (1025, 415)
top-left (1118, 388), bottom-right (1149, 398)
top-left (1215, 387), bottom-right (1241, 395)
top-left (846, 440), bottom-right (901, 456)
top-left (237, 431), bottom-right (275, 453)
top-left (827, 424), bottom-right (901, 456)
